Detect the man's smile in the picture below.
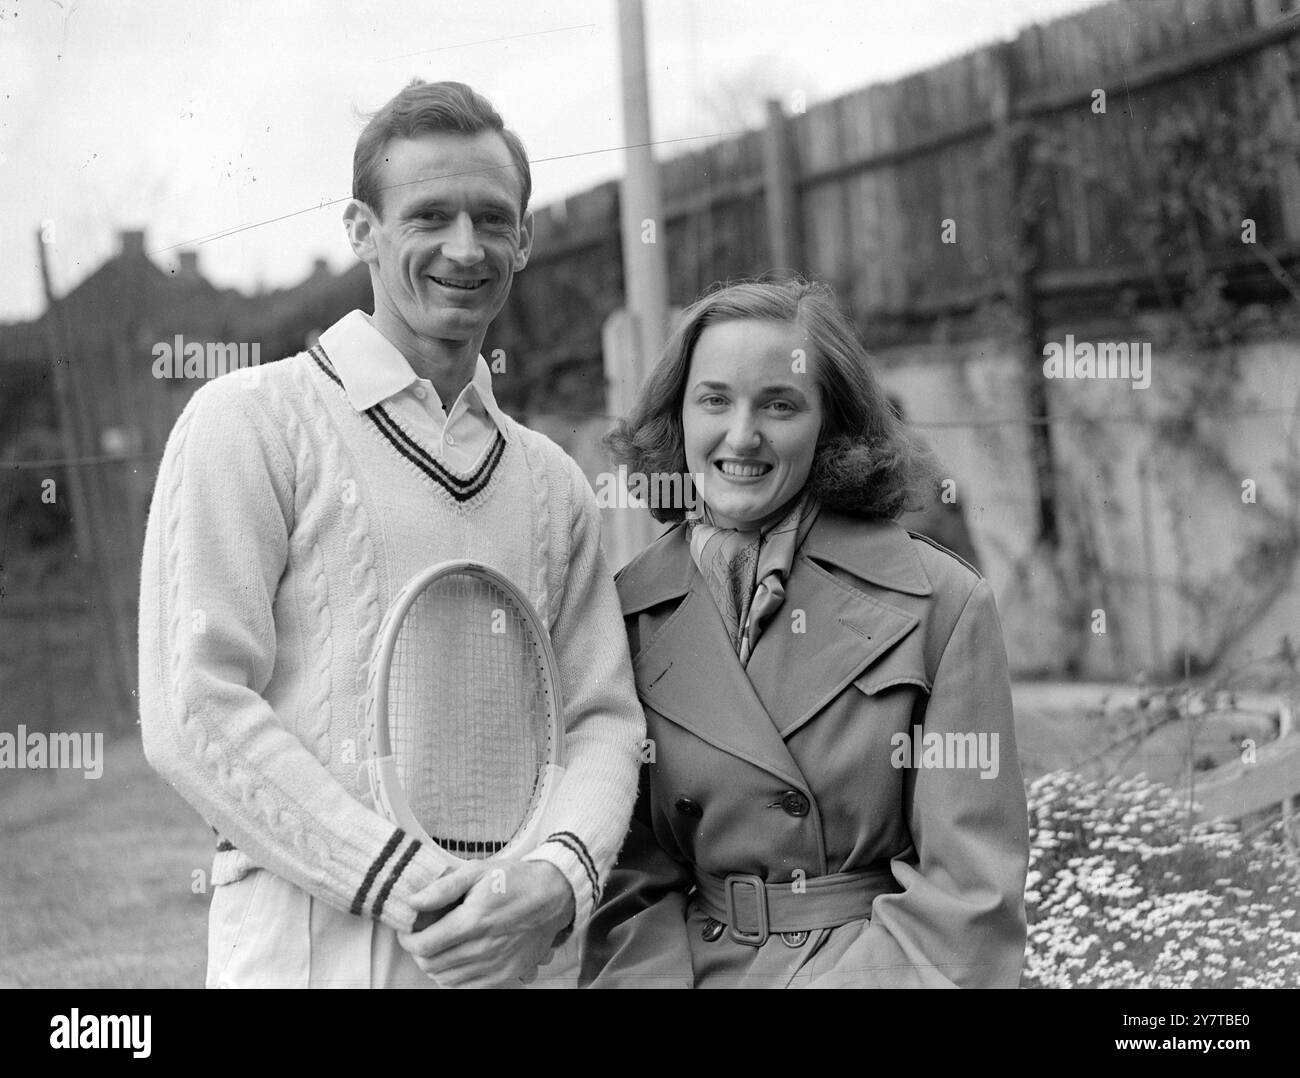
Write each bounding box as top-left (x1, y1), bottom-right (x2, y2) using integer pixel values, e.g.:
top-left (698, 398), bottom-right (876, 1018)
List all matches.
top-left (427, 274), bottom-right (488, 291)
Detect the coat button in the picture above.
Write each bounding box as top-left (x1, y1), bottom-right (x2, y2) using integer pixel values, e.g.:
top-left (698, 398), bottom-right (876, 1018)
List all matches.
top-left (675, 796), bottom-right (703, 818)
top-left (781, 931), bottom-right (810, 947)
top-left (701, 917), bottom-right (725, 942)
top-left (780, 790), bottom-right (810, 817)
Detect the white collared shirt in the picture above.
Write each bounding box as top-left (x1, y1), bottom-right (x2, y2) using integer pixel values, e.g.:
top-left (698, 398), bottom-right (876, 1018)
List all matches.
top-left (316, 309), bottom-right (510, 473)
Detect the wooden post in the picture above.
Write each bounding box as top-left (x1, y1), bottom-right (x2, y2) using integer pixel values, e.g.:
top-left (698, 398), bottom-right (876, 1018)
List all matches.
top-left (762, 98), bottom-right (802, 276)
top-left (1251, 0), bottom-right (1300, 243)
top-left (993, 40), bottom-right (1059, 547)
top-left (1136, 453), bottom-right (1165, 674)
top-left (1279, 699), bottom-right (1293, 839)
top-left (607, 0), bottom-right (670, 566)
top-left (36, 230), bottom-right (134, 726)
top-left (36, 231), bottom-right (93, 564)
top-left (601, 310), bottom-right (655, 569)
top-left (616, 0), bottom-right (671, 389)
top-left (110, 334), bottom-right (148, 565)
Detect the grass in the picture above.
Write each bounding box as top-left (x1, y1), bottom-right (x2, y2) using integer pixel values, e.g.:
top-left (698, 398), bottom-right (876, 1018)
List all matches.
top-left (0, 735), bottom-right (212, 988)
top-left (2, 684), bottom-right (1295, 988)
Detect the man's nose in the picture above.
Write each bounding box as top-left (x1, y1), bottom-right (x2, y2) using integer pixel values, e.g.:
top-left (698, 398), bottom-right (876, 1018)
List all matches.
top-left (442, 212), bottom-right (484, 264)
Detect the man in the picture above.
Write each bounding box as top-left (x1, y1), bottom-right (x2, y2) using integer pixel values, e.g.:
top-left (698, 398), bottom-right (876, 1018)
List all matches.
top-left (139, 80), bottom-right (644, 988)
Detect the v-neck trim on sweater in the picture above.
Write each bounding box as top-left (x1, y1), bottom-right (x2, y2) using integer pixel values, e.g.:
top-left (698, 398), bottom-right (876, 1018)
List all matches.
top-left (309, 344), bottom-right (506, 503)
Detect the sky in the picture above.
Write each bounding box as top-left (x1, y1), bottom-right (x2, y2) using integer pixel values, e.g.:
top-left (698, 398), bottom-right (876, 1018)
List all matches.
top-left (0, 0), bottom-right (1107, 322)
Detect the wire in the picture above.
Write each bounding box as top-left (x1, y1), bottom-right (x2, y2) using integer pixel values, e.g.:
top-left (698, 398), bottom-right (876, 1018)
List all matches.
top-left (378, 24), bottom-right (597, 62)
top-left (146, 129), bottom-right (748, 257)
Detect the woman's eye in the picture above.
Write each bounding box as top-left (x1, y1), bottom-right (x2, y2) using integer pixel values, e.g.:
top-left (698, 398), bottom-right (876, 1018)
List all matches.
top-left (767, 400), bottom-right (796, 415)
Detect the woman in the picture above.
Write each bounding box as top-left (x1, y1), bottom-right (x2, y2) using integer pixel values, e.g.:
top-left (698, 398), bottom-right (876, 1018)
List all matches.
top-left (580, 279), bottom-right (1029, 988)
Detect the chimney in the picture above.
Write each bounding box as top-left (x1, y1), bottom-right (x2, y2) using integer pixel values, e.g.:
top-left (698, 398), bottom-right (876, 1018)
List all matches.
top-left (178, 250), bottom-right (199, 277)
top-left (119, 230), bottom-right (146, 258)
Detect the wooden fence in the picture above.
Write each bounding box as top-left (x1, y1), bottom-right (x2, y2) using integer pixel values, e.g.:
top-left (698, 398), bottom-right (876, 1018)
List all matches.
top-left (496, 0), bottom-right (1300, 370)
top-left (489, 0), bottom-right (1300, 561)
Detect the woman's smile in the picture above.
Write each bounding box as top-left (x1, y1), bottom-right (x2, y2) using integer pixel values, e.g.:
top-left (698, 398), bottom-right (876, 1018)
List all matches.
top-left (714, 458), bottom-right (773, 480)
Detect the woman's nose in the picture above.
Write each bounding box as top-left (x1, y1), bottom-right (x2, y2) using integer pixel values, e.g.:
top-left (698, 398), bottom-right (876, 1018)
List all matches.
top-left (442, 212), bottom-right (484, 264)
top-left (725, 413), bottom-right (762, 453)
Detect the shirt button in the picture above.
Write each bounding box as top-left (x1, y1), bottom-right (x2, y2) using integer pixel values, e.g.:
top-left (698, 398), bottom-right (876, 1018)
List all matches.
top-left (674, 796), bottom-right (703, 818)
top-left (445, 433), bottom-right (456, 446)
top-left (412, 385), bottom-right (427, 401)
top-left (701, 917), bottom-right (725, 942)
top-left (780, 791), bottom-right (810, 817)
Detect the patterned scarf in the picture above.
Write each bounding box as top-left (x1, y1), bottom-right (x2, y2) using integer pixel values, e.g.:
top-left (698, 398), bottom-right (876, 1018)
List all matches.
top-left (685, 493), bottom-right (821, 665)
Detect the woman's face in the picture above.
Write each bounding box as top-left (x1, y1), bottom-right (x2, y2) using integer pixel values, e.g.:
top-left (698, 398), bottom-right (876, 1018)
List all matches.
top-left (682, 318), bottom-right (824, 530)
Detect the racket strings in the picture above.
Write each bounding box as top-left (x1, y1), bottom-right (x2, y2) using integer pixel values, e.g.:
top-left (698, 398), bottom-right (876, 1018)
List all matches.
top-left (387, 573), bottom-right (553, 857)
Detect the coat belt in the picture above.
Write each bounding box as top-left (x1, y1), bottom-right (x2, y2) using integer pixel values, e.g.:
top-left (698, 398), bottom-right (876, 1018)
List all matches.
top-left (692, 866), bottom-right (898, 947)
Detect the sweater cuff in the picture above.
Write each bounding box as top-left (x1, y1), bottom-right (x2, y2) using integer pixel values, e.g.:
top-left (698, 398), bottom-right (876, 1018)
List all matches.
top-left (523, 831), bottom-right (602, 931)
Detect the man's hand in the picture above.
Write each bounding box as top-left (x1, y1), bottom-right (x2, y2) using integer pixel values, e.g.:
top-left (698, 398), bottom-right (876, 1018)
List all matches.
top-left (397, 859), bottom-right (576, 988)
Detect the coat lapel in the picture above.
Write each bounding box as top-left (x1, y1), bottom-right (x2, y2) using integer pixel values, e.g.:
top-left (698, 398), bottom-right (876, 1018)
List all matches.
top-left (744, 514), bottom-right (932, 739)
top-left (617, 513), bottom-right (935, 776)
top-left (619, 527), bottom-right (808, 789)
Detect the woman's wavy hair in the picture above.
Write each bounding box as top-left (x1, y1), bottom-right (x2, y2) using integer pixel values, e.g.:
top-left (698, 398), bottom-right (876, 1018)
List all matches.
top-left (604, 277), bottom-right (941, 523)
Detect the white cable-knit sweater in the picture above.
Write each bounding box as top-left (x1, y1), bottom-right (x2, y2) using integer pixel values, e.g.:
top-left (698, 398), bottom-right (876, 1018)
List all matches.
top-left (138, 341), bottom-right (645, 943)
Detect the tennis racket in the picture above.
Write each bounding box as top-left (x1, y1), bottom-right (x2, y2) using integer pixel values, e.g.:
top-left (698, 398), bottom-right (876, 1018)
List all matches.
top-left (364, 560), bottom-right (566, 928)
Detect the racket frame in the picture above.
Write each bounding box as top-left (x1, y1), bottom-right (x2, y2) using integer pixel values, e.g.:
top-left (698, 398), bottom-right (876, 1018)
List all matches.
top-left (365, 559), bottom-right (566, 871)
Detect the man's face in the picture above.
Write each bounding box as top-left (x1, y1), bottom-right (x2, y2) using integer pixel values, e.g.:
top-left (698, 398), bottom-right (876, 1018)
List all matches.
top-left (349, 130), bottom-right (531, 346)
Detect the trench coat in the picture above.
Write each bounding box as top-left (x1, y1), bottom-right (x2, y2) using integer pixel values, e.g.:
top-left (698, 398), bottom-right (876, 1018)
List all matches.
top-left (580, 510), bottom-right (1030, 988)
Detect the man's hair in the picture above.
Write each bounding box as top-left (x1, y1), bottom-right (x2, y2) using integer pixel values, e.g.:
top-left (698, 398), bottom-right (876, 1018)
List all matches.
top-left (604, 277), bottom-right (941, 523)
top-left (352, 79), bottom-right (532, 219)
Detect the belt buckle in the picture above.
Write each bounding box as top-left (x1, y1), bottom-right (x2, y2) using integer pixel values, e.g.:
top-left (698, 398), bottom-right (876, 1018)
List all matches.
top-left (723, 873), bottom-right (769, 947)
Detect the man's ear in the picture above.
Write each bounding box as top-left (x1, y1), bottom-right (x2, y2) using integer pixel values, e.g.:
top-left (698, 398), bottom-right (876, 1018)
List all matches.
top-left (513, 208), bottom-right (534, 271)
top-left (343, 199), bottom-right (380, 265)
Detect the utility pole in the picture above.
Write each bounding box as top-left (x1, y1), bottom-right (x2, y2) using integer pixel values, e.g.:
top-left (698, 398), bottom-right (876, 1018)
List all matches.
top-left (616, 0), bottom-right (671, 387)
top-left (603, 0), bottom-right (671, 565)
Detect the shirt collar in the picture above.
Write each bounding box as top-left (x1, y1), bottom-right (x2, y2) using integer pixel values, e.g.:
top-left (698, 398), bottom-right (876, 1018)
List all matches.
top-left (317, 310), bottom-right (511, 440)
top-left (462, 350), bottom-right (512, 440)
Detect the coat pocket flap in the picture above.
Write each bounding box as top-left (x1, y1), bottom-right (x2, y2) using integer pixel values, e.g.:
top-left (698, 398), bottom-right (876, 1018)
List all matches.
top-left (852, 627), bottom-right (931, 695)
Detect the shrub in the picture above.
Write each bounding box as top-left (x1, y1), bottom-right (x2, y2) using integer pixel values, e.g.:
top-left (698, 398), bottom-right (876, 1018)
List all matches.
top-left (1023, 770), bottom-right (1300, 988)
